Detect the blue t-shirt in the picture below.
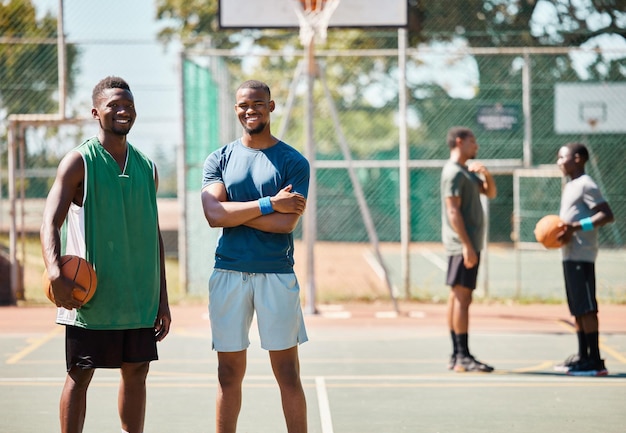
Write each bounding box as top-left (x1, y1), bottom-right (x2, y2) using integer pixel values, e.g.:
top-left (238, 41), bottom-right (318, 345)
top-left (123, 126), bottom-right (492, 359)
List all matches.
top-left (202, 139), bottom-right (310, 273)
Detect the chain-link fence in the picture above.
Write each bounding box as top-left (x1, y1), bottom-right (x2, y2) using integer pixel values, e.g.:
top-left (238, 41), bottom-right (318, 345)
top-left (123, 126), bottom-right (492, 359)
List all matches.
top-left (0, 0), bottom-right (182, 303)
top-left (1, 1), bottom-right (625, 304)
top-left (181, 47), bottom-right (626, 301)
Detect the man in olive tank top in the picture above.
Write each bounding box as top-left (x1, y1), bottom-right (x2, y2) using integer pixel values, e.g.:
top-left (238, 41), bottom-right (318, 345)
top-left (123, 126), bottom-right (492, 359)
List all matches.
top-left (441, 127), bottom-right (497, 373)
top-left (41, 76), bottom-right (171, 433)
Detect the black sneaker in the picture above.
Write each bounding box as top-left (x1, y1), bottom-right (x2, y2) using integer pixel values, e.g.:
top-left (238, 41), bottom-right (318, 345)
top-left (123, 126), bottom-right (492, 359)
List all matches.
top-left (453, 355), bottom-right (494, 373)
top-left (554, 353), bottom-right (581, 372)
top-left (567, 358), bottom-right (608, 377)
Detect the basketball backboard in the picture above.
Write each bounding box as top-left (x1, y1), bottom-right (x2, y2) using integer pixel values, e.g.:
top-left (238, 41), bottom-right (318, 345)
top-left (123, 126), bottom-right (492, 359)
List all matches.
top-left (554, 82), bottom-right (626, 134)
top-left (218, 0), bottom-right (408, 29)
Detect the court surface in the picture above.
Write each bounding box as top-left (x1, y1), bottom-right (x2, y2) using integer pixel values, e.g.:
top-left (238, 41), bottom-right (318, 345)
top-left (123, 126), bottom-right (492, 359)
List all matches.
top-left (381, 244), bottom-right (626, 302)
top-left (1, 302), bottom-right (625, 433)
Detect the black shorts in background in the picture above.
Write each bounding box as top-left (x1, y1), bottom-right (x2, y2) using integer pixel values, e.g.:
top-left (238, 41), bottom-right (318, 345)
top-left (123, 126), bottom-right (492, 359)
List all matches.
top-left (562, 260), bottom-right (597, 317)
top-left (446, 253), bottom-right (481, 290)
top-left (65, 326), bottom-right (158, 371)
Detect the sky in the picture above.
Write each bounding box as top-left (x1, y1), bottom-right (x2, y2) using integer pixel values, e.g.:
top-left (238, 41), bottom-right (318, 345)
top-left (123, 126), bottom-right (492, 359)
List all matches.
top-left (33, 0), bottom-right (182, 161)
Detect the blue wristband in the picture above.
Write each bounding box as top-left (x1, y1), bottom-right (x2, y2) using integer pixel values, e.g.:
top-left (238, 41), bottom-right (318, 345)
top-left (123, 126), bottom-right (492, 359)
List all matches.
top-left (580, 217), bottom-right (594, 232)
top-left (258, 196), bottom-right (274, 215)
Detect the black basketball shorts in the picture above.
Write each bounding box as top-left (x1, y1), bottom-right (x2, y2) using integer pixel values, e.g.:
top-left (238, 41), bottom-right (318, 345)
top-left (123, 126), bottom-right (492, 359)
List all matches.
top-left (562, 260), bottom-right (597, 317)
top-left (65, 326), bottom-right (158, 371)
top-left (446, 253), bottom-right (481, 290)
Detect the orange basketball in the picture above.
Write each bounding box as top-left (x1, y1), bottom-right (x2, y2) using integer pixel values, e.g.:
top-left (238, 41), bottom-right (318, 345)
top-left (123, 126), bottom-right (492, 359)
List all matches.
top-left (534, 215), bottom-right (565, 249)
top-left (300, 0), bottom-right (325, 11)
top-left (43, 255), bottom-right (97, 305)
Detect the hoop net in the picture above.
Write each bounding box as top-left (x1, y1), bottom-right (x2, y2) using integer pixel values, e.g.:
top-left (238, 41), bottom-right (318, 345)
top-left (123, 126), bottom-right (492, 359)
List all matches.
top-left (292, 0), bottom-right (340, 45)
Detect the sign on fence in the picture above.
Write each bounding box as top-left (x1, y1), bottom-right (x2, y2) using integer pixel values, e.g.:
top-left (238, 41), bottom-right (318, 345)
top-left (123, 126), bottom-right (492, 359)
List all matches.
top-left (476, 104), bottom-right (520, 131)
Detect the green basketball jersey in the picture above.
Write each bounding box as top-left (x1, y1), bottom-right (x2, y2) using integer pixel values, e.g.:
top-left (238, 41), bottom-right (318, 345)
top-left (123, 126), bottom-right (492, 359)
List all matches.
top-left (58, 137), bottom-right (161, 329)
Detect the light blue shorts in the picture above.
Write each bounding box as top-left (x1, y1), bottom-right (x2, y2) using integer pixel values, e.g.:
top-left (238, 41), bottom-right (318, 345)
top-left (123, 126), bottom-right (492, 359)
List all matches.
top-left (208, 269), bottom-right (309, 352)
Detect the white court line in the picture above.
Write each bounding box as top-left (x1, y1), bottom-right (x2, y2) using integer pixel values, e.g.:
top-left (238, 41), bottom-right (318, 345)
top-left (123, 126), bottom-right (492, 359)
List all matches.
top-left (315, 376), bottom-right (334, 433)
top-left (320, 311), bottom-right (352, 319)
top-left (363, 249), bottom-right (401, 297)
top-left (420, 249), bottom-right (447, 271)
top-left (363, 250), bottom-right (385, 281)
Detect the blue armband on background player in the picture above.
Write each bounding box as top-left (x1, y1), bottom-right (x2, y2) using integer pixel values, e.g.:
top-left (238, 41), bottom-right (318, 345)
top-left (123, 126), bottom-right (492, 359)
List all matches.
top-left (580, 217), bottom-right (593, 231)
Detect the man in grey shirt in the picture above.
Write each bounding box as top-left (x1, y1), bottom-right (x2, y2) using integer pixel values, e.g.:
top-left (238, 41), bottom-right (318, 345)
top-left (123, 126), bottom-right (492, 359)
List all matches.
top-left (441, 127), bottom-right (497, 372)
top-left (554, 142), bottom-right (614, 376)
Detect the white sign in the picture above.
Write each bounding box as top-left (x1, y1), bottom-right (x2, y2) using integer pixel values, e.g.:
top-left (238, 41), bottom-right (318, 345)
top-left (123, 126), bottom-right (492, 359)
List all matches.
top-left (554, 83), bottom-right (626, 134)
top-left (219, 0), bottom-right (408, 28)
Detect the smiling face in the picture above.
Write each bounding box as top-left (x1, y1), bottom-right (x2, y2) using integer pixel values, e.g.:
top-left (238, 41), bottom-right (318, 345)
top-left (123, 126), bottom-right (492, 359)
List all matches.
top-left (234, 86), bottom-right (274, 136)
top-left (92, 87), bottom-right (136, 137)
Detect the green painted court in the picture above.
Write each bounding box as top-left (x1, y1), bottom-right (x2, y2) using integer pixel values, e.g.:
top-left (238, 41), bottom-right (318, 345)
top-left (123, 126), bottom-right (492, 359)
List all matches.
top-left (1, 303), bottom-right (625, 432)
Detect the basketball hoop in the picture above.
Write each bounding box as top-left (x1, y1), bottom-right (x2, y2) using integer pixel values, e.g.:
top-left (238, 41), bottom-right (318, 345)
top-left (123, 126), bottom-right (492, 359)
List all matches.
top-left (580, 101), bottom-right (606, 133)
top-left (291, 0), bottom-right (340, 46)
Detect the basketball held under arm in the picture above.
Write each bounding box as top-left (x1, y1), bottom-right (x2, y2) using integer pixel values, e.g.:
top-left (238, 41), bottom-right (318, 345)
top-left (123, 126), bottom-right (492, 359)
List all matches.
top-left (40, 153), bottom-right (85, 272)
top-left (40, 151), bottom-right (86, 310)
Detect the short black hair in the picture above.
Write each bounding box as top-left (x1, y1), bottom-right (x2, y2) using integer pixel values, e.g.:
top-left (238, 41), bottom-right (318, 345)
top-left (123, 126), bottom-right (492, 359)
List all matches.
top-left (565, 142), bottom-right (589, 163)
top-left (92, 76), bottom-right (131, 105)
top-left (237, 80), bottom-right (271, 99)
top-left (447, 127), bottom-right (474, 149)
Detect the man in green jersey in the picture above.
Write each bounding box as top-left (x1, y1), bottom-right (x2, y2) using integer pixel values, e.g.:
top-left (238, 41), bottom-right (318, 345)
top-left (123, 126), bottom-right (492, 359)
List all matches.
top-left (41, 76), bottom-right (171, 433)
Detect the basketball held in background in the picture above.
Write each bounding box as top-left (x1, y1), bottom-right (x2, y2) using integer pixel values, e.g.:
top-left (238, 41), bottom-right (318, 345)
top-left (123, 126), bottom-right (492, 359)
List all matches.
top-left (299, 0), bottom-right (327, 11)
top-left (43, 255), bottom-right (97, 305)
top-left (534, 215), bottom-right (565, 249)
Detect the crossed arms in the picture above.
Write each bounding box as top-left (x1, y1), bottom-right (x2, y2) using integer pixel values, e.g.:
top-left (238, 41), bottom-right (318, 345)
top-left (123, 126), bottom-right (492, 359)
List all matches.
top-left (201, 183), bottom-right (306, 234)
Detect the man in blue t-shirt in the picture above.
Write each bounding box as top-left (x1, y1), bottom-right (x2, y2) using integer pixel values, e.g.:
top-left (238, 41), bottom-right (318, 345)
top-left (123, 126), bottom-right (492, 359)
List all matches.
top-left (201, 80), bottom-right (309, 433)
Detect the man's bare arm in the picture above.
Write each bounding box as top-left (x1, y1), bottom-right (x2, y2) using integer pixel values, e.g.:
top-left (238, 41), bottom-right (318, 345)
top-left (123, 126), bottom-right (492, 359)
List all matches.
top-left (468, 162), bottom-right (497, 199)
top-left (40, 152), bottom-right (85, 310)
top-left (201, 183), bottom-right (306, 233)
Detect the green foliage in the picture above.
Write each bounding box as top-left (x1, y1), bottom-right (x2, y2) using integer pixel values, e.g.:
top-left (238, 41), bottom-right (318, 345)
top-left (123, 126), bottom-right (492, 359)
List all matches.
top-left (158, 0), bottom-right (625, 153)
top-left (169, 0), bottom-right (626, 247)
top-left (0, 0), bottom-right (79, 115)
top-left (156, 0), bottom-right (238, 49)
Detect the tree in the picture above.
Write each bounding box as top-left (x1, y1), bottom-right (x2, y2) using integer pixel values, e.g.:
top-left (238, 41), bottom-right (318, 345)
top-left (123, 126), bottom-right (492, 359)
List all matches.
top-left (155, 0), bottom-right (626, 111)
top-left (0, 0), bottom-right (79, 116)
top-left (156, 0), bottom-right (626, 245)
top-left (0, 0), bottom-right (81, 199)
top-left (154, 0), bottom-right (626, 157)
